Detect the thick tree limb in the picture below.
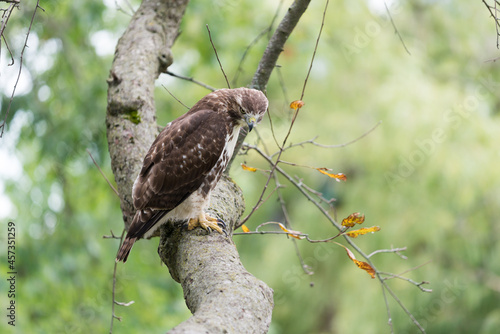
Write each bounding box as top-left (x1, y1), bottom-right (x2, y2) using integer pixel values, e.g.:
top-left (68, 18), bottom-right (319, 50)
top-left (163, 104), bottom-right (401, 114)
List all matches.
top-left (159, 175), bottom-right (273, 333)
top-left (106, 1), bottom-right (274, 332)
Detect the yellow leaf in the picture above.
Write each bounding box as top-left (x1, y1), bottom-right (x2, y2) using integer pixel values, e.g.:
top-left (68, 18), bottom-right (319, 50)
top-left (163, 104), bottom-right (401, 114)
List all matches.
top-left (316, 168), bottom-right (347, 182)
top-left (277, 223), bottom-right (303, 239)
top-left (353, 259), bottom-right (376, 279)
top-left (345, 226), bottom-right (381, 238)
top-left (341, 212), bottom-right (365, 227)
top-left (241, 224), bottom-right (250, 233)
top-left (241, 163), bottom-right (257, 172)
top-left (290, 100), bottom-right (305, 110)
top-left (334, 242), bottom-right (376, 278)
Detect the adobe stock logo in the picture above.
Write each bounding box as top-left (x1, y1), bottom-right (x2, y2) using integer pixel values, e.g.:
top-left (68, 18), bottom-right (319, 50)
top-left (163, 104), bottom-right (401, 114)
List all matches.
top-left (400, 278), bottom-right (466, 333)
top-left (385, 74), bottom-right (500, 189)
top-left (341, 1), bottom-right (402, 61)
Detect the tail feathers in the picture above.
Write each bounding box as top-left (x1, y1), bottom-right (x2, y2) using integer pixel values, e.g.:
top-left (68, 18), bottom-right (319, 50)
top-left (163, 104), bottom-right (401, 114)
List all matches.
top-left (115, 209), bottom-right (170, 263)
top-left (116, 236), bottom-right (137, 263)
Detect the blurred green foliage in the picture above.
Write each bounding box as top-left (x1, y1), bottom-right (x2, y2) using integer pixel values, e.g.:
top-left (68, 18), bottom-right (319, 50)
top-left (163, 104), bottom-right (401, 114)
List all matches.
top-left (1, 0), bottom-right (499, 333)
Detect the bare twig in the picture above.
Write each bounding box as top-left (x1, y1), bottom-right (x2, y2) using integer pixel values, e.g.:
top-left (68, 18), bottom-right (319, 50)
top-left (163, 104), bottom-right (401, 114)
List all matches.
top-left (300, 0), bottom-right (329, 100)
top-left (272, 121), bottom-right (382, 157)
top-left (115, 0), bottom-right (135, 16)
top-left (394, 260), bottom-right (432, 278)
top-left (206, 24), bottom-right (230, 89)
top-left (379, 275), bottom-right (394, 334)
top-left (103, 230), bottom-right (123, 239)
top-left (109, 229), bottom-right (131, 333)
top-left (229, 0), bottom-right (312, 171)
top-left (379, 278), bottom-right (426, 333)
top-left (380, 271), bottom-right (432, 293)
top-left (165, 70), bottom-right (216, 91)
top-left (0, 0), bottom-right (44, 138)
top-left (276, 66), bottom-right (291, 113)
top-left (384, 1), bottom-right (411, 55)
top-left (161, 84), bottom-right (190, 109)
top-left (245, 144), bottom-right (427, 332)
top-left (232, 0), bottom-right (285, 87)
top-left (251, 0), bottom-right (312, 91)
top-left (483, 0), bottom-right (500, 48)
top-left (368, 246), bottom-right (408, 259)
top-left (87, 149), bottom-right (120, 197)
top-left (294, 176), bottom-right (336, 209)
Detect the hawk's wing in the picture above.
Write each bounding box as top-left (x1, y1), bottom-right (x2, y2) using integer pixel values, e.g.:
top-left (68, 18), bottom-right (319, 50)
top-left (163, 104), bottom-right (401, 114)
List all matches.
top-left (133, 109), bottom-right (228, 211)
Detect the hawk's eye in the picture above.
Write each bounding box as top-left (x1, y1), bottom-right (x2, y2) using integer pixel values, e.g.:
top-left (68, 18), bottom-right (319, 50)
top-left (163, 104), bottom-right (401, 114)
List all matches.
top-left (239, 107), bottom-right (246, 114)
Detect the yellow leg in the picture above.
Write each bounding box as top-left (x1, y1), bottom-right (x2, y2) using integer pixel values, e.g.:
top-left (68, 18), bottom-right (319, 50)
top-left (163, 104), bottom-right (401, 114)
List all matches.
top-left (187, 213), bottom-right (227, 236)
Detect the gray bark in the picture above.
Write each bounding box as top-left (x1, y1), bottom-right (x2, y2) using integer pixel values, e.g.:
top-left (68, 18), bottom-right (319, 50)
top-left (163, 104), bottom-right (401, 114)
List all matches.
top-left (159, 175), bottom-right (274, 333)
top-left (106, 0), bottom-right (274, 333)
top-left (107, 0), bottom-right (187, 229)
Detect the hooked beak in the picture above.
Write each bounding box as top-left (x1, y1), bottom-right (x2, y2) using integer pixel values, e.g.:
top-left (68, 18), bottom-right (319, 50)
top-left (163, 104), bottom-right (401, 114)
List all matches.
top-left (245, 115), bottom-right (257, 132)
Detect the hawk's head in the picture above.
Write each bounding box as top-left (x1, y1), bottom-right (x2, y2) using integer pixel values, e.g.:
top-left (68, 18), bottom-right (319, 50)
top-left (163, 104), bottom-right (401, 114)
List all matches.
top-left (193, 87), bottom-right (268, 132)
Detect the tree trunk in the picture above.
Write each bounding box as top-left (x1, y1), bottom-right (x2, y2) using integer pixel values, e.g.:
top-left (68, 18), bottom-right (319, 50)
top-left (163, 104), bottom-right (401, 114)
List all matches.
top-left (106, 1), bottom-right (274, 332)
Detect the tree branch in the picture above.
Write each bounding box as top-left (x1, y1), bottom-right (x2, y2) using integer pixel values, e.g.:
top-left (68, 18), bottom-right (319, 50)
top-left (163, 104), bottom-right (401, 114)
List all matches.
top-left (159, 175), bottom-right (274, 333)
top-left (250, 0), bottom-right (311, 92)
top-left (106, 0), bottom-right (187, 228)
top-left (228, 0), bottom-right (311, 170)
top-left (107, 1), bottom-right (274, 332)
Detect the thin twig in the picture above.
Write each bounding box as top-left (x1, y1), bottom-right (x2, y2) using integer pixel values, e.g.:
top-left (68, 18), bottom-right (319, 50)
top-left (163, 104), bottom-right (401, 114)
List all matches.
top-left (206, 24), bottom-right (230, 88)
top-left (300, 0), bottom-right (329, 100)
top-left (246, 144), bottom-right (427, 332)
top-left (0, 0), bottom-right (44, 138)
top-left (380, 271), bottom-right (432, 293)
top-left (110, 229), bottom-right (126, 333)
top-left (251, 0), bottom-right (312, 91)
top-left (294, 176), bottom-right (336, 209)
top-left (272, 121), bottom-right (382, 157)
top-left (394, 260), bottom-right (432, 277)
top-left (483, 0), bottom-right (500, 48)
top-left (384, 1), bottom-right (411, 55)
top-left (114, 0), bottom-right (134, 16)
top-left (161, 84), bottom-right (190, 109)
top-left (276, 66), bottom-right (291, 114)
top-left (103, 230), bottom-right (123, 239)
top-left (379, 273), bottom-right (395, 334)
top-left (238, 183), bottom-right (282, 226)
top-left (165, 70), bottom-right (216, 91)
top-left (367, 246), bottom-right (408, 259)
top-left (231, 0), bottom-right (284, 87)
top-left (229, 0), bottom-right (312, 171)
top-left (87, 149), bottom-right (119, 197)
top-left (272, 164), bottom-right (314, 275)
top-left (380, 279), bottom-right (426, 333)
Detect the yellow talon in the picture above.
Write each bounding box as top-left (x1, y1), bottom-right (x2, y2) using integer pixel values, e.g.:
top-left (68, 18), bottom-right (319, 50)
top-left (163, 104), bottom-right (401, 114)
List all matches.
top-left (187, 214), bottom-right (227, 235)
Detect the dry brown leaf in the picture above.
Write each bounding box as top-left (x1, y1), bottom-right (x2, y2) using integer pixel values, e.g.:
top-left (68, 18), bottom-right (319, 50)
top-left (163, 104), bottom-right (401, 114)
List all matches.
top-left (334, 242), bottom-right (376, 278)
top-left (341, 212), bottom-right (365, 228)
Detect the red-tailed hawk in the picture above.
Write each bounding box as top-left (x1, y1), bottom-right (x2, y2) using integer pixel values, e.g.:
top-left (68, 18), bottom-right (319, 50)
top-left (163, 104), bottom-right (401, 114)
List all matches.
top-left (116, 88), bottom-right (268, 262)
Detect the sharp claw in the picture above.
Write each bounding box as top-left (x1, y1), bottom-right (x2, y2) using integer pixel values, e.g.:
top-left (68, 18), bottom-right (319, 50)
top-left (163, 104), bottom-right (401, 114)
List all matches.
top-left (217, 218), bottom-right (226, 229)
top-left (217, 218), bottom-right (228, 237)
top-left (185, 215), bottom-right (228, 237)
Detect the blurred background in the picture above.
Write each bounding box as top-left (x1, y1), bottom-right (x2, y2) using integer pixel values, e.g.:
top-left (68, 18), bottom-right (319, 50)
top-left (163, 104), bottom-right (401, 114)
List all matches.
top-left (1, 0), bottom-right (499, 333)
